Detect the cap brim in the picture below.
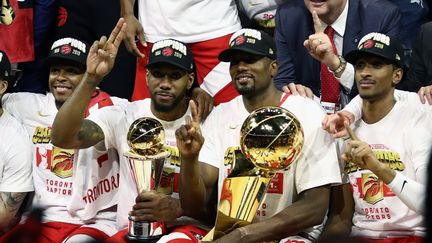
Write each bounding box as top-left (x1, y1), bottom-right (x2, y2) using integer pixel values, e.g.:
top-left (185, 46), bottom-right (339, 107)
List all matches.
top-left (44, 55), bottom-right (86, 68)
top-left (145, 60), bottom-right (192, 72)
top-left (218, 47), bottom-right (267, 62)
top-left (345, 50), bottom-right (403, 67)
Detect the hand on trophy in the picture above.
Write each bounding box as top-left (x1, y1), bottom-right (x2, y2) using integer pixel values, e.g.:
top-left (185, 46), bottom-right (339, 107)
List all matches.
top-left (175, 100), bottom-right (204, 160)
top-left (129, 191), bottom-right (182, 222)
top-left (86, 18), bottom-right (126, 85)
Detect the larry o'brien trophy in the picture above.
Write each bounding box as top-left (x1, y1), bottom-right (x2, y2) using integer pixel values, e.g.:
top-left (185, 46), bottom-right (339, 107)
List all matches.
top-left (124, 117), bottom-right (170, 242)
top-left (205, 106), bottom-right (304, 240)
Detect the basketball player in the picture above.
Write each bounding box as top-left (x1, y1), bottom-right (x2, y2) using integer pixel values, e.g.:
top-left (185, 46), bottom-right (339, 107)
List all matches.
top-left (120, 0), bottom-right (242, 105)
top-left (175, 28), bottom-right (342, 242)
top-left (321, 32), bottom-right (431, 242)
top-left (1, 29), bottom-right (126, 241)
top-left (51, 32), bottom-right (212, 241)
top-left (0, 50), bottom-right (33, 234)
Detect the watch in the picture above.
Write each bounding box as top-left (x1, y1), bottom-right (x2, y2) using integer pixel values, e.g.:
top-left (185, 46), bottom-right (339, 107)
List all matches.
top-left (333, 55), bottom-right (347, 78)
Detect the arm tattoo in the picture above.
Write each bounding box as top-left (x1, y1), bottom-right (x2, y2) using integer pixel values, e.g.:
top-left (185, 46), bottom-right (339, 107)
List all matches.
top-left (0, 192), bottom-right (27, 215)
top-left (77, 119), bottom-right (105, 148)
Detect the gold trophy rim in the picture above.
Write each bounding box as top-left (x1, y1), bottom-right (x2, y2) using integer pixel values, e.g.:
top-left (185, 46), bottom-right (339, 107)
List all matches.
top-left (123, 150), bottom-right (171, 160)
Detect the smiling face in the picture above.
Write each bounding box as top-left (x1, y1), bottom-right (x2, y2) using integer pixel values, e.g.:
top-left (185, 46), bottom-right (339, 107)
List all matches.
top-left (229, 52), bottom-right (277, 98)
top-left (147, 63), bottom-right (193, 113)
top-left (355, 55), bottom-right (402, 102)
top-left (48, 61), bottom-right (85, 108)
top-left (304, 0), bottom-right (346, 24)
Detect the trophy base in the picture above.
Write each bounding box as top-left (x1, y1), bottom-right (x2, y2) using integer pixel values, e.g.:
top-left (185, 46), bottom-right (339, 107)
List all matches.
top-left (125, 234), bottom-right (162, 243)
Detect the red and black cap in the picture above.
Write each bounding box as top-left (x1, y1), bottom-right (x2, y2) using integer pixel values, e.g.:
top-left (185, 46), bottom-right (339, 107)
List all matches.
top-left (146, 39), bottom-right (194, 73)
top-left (345, 32), bottom-right (404, 68)
top-left (45, 37), bottom-right (89, 68)
top-left (218, 28), bottom-right (276, 62)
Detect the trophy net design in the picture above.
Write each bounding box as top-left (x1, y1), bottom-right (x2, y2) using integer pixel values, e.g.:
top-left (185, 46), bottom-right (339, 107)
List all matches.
top-left (210, 106), bottom-right (304, 240)
top-left (124, 117), bottom-right (170, 242)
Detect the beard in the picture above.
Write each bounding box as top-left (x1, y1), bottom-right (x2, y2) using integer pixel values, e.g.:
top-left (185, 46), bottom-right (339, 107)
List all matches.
top-left (234, 81), bottom-right (255, 97)
top-left (151, 89), bottom-right (187, 112)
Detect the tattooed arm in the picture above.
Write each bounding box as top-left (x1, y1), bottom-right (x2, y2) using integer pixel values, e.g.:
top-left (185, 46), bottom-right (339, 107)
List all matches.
top-left (0, 192), bottom-right (27, 233)
top-left (51, 19), bottom-right (126, 149)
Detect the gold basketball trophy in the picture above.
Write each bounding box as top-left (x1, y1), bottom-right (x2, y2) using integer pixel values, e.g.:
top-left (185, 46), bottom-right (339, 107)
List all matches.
top-left (124, 117), bottom-right (170, 242)
top-left (205, 106), bottom-right (304, 240)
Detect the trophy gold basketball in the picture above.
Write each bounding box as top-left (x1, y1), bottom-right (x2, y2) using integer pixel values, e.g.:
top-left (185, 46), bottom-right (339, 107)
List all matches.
top-left (206, 106), bottom-right (304, 240)
top-left (124, 117), bottom-right (170, 242)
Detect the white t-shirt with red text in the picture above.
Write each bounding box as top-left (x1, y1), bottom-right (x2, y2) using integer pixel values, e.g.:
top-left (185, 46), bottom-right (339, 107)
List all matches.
top-left (199, 94), bottom-right (342, 240)
top-left (88, 98), bottom-right (202, 229)
top-left (2, 92), bottom-right (123, 236)
top-left (341, 102), bottom-right (430, 238)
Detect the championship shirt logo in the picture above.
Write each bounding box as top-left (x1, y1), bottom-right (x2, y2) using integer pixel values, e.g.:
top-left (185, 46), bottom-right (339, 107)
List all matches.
top-left (60, 44), bottom-right (72, 55)
top-left (361, 173), bottom-right (384, 204)
top-left (51, 147), bottom-right (74, 178)
top-left (0, 0), bottom-right (15, 25)
top-left (162, 47), bottom-right (174, 57)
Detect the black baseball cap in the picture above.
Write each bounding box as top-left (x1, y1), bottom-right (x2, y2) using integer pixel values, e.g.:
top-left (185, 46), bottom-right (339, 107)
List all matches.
top-left (0, 51), bottom-right (11, 86)
top-left (218, 28), bottom-right (276, 62)
top-left (345, 32), bottom-right (404, 68)
top-left (146, 39), bottom-right (194, 73)
top-left (45, 37), bottom-right (89, 68)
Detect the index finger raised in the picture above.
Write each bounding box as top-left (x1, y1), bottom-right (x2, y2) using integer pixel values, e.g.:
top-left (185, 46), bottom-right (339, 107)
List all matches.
top-left (189, 100), bottom-right (201, 124)
top-left (312, 11), bottom-right (323, 33)
top-left (104, 18), bottom-right (126, 50)
top-left (344, 121), bottom-right (359, 141)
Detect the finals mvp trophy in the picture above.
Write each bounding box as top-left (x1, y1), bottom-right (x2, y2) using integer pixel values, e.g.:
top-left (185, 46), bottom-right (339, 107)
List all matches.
top-left (205, 106), bottom-right (304, 240)
top-left (124, 117), bottom-right (170, 242)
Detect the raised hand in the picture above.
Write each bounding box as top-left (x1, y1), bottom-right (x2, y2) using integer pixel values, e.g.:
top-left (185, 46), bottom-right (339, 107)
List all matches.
top-left (303, 11), bottom-right (340, 70)
top-left (341, 122), bottom-right (376, 171)
top-left (190, 88), bottom-right (214, 121)
top-left (129, 191), bottom-right (182, 222)
top-left (175, 100), bottom-right (205, 160)
top-left (322, 111), bottom-right (354, 138)
top-left (86, 18), bottom-right (127, 85)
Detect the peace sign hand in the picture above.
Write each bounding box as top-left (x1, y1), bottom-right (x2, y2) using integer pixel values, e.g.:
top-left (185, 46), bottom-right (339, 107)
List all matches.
top-left (303, 11), bottom-right (340, 70)
top-left (86, 18), bottom-right (127, 85)
top-left (175, 100), bottom-right (205, 160)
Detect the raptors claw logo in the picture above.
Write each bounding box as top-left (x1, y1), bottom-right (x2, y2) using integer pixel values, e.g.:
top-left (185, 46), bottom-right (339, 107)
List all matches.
top-left (0, 0), bottom-right (15, 25)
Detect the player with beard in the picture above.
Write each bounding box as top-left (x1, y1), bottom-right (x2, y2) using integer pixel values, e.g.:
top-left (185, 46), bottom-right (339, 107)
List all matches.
top-left (321, 33), bottom-right (431, 242)
top-left (175, 29), bottom-right (342, 242)
top-left (0, 23), bottom-right (129, 241)
top-left (51, 37), bottom-right (212, 242)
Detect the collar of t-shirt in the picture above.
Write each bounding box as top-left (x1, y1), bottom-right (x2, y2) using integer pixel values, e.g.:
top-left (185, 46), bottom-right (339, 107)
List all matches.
top-left (321, 0), bottom-right (349, 54)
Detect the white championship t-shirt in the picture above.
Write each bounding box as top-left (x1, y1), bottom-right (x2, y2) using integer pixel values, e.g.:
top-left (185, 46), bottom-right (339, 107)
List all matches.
top-left (2, 92), bottom-right (123, 236)
top-left (199, 94), bottom-right (342, 240)
top-left (0, 110), bottom-right (34, 193)
top-left (88, 98), bottom-right (204, 229)
top-left (138, 0), bottom-right (241, 43)
top-left (341, 102), bottom-right (430, 238)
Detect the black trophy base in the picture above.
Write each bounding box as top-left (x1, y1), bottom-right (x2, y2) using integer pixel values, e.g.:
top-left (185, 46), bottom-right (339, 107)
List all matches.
top-left (125, 234), bottom-right (162, 243)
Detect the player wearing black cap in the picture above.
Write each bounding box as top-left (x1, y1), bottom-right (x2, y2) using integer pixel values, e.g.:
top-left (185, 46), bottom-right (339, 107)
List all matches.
top-left (322, 32), bottom-right (431, 242)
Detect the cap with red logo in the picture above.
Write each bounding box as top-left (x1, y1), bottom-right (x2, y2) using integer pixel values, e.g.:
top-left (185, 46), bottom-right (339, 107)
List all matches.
top-left (345, 32), bottom-right (404, 68)
top-left (218, 28), bottom-right (276, 62)
top-left (146, 39), bottom-right (194, 73)
top-left (45, 37), bottom-right (89, 68)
